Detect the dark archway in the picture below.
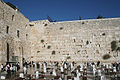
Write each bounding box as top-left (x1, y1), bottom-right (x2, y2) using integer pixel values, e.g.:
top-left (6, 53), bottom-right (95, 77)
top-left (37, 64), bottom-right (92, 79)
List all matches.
top-left (7, 43), bottom-right (9, 62)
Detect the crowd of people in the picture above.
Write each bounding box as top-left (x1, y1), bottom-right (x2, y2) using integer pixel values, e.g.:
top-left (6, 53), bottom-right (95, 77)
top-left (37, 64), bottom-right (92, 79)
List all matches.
top-left (19, 60), bottom-right (120, 79)
top-left (0, 60), bottom-right (120, 79)
top-left (0, 62), bottom-right (20, 78)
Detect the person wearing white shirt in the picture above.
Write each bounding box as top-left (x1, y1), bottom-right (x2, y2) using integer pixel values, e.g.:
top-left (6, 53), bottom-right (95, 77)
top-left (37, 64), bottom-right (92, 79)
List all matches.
top-left (52, 69), bottom-right (56, 76)
top-left (60, 66), bottom-right (64, 72)
top-left (36, 71), bottom-right (39, 79)
top-left (1, 64), bottom-right (4, 72)
top-left (23, 66), bottom-right (27, 74)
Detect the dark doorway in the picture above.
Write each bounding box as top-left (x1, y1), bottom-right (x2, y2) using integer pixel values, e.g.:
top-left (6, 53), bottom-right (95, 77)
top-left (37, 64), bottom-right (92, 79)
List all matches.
top-left (17, 30), bottom-right (19, 38)
top-left (7, 43), bottom-right (9, 62)
top-left (6, 26), bottom-right (9, 34)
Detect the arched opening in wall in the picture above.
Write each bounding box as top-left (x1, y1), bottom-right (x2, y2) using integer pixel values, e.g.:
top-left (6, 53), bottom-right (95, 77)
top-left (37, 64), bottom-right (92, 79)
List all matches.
top-left (7, 43), bottom-right (9, 62)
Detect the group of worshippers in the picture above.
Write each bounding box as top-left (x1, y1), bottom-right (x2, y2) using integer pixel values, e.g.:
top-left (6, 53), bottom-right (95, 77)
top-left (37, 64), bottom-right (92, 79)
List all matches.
top-left (87, 61), bottom-right (120, 80)
top-left (22, 61), bottom-right (76, 79)
top-left (12, 59), bottom-right (120, 80)
top-left (35, 61), bottom-right (120, 80)
top-left (0, 62), bottom-right (20, 78)
top-left (22, 61), bottom-right (36, 74)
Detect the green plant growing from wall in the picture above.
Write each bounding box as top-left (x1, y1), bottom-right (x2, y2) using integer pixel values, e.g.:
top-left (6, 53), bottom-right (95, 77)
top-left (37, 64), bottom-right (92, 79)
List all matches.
top-left (41, 39), bottom-right (44, 43)
top-left (47, 45), bottom-right (51, 49)
top-left (117, 47), bottom-right (120, 51)
top-left (111, 41), bottom-right (117, 51)
top-left (103, 54), bottom-right (111, 60)
top-left (77, 50), bottom-right (80, 53)
top-left (60, 27), bottom-right (63, 30)
top-left (52, 50), bottom-right (55, 55)
top-left (67, 56), bottom-right (71, 59)
top-left (82, 22), bottom-right (84, 24)
top-left (86, 41), bottom-right (89, 45)
top-left (37, 51), bottom-right (40, 53)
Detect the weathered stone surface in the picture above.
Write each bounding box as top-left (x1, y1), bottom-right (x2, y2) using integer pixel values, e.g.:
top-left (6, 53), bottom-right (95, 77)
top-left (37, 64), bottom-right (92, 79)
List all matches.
top-left (0, 1), bottom-right (30, 67)
top-left (29, 18), bottom-right (120, 63)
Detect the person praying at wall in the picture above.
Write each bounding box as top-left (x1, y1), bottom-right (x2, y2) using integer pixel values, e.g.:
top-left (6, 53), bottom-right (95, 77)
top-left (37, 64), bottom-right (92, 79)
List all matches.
top-left (13, 64), bottom-right (16, 74)
top-left (24, 61), bottom-right (27, 68)
top-left (64, 62), bottom-right (67, 69)
top-left (70, 62), bottom-right (74, 71)
top-left (36, 70), bottom-right (39, 79)
top-left (97, 61), bottom-right (100, 67)
top-left (23, 66), bottom-right (27, 74)
top-left (56, 61), bottom-right (59, 67)
top-left (38, 62), bottom-right (41, 68)
top-left (72, 61), bottom-right (75, 66)
top-left (7, 64), bottom-right (11, 78)
top-left (52, 68), bottom-right (56, 76)
top-left (16, 62), bottom-right (20, 71)
top-left (116, 62), bottom-right (119, 71)
top-left (1, 64), bottom-right (4, 72)
top-left (43, 62), bottom-right (47, 73)
top-left (60, 66), bottom-right (64, 72)
top-left (10, 64), bottom-right (13, 74)
top-left (29, 61), bottom-right (32, 68)
top-left (5, 64), bottom-right (8, 72)
top-left (32, 61), bottom-right (35, 68)
top-left (36, 62), bottom-right (40, 71)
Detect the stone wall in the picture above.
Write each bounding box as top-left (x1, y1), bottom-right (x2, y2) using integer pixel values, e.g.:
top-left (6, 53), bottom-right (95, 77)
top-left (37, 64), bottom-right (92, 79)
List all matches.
top-left (0, 1), bottom-right (30, 66)
top-left (29, 18), bottom-right (120, 63)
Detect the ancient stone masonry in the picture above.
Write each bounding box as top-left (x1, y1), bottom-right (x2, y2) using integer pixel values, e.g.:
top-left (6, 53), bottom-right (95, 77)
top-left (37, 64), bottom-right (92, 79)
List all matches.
top-left (0, 0), bottom-right (120, 67)
top-left (0, 1), bottom-right (30, 67)
top-left (29, 18), bottom-right (120, 63)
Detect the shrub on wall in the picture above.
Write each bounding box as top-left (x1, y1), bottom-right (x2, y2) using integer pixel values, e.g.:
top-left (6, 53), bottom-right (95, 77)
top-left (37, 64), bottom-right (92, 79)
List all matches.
top-left (117, 47), bottom-right (120, 51)
top-left (60, 27), bottom-right (63, 30)
top-left (67, 56), bottom-right (71, 59)
top-left (47, 45), bottom-right (51, 49)
top-left (103, 54), bottom-right (111, 60)
top-left (111, 41), bottom-right (117, 51)
top-left (86, 41), bottom-right (89, 45)
top-left (52, 50), bottom-right (55, 55)
top-left (82, 22), bottom-right (84, 24)
top-left (37, 51), bottom-right (40, 53)
top-left (110, 40), bottom-right (120, 52)
top-left (41, 39), bottom-right (44, 43)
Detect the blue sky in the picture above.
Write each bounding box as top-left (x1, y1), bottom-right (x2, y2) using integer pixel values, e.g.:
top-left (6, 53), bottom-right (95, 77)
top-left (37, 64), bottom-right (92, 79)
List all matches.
top-left (3, 0), bottom-right (120, 21)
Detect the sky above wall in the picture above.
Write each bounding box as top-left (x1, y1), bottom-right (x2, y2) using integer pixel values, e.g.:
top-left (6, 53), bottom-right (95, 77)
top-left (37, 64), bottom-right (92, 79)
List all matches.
top-left (3, 0), bottom-right (120, 21)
